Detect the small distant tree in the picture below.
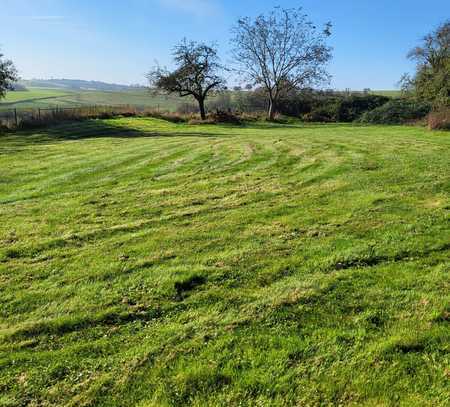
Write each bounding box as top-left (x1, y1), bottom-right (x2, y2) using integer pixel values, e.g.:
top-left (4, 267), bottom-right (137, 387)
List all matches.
top-left (231, 7), bottom-right (332, 120)
top-left (0, 52), bottom-right (18, 99)
top-left (148, 40), bottom-right (225, 120)
top-left (11, 83), bottom-right (27, 91)
top-left (405, 20), bottom-right (449, 107)
top-left (397, 73), bottom-right (415, 96)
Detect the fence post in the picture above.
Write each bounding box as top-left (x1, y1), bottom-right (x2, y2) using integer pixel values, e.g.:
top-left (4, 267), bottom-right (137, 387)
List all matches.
top-left (38, 108), bottom-right (41, 120)
top-left (14, 108), bottom-right (18, 128)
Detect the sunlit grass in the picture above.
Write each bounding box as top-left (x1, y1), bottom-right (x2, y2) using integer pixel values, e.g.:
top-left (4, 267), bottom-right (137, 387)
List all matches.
top-left (0, 118), bottom-right (449, 406)
top-left (0, 88), bottom-right (182, 111)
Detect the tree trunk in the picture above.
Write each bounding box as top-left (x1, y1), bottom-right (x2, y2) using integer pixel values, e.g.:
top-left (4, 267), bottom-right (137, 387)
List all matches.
top-left (268, 98), bottom-right (275, 121)
top-left (198, 98), bottom-right (206, 120)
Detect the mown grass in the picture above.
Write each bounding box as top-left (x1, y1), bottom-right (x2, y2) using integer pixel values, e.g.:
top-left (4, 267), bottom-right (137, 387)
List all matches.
top-left (0, 118), bottom-right (449, 406)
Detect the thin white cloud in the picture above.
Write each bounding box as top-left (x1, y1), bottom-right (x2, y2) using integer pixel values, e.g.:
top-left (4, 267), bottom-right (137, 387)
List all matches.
top-left (158, 0), bottom-right (220, 18)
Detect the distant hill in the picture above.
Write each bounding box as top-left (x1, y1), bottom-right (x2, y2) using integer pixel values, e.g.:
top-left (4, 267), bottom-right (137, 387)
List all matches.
top-left (20, 79), bottom-right (146, 92)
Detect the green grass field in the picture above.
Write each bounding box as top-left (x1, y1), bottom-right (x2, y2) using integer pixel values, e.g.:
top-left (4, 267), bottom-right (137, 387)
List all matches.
top-left (0, 118), bottom-right (449, 406)
top-left (369, 90), bottom-right (402, 98)
top-left (0, 88), bottom-right (182, 110)
top-left (0, 88), bottom-right (74, 106)
top-left (0, 88), bottom-right (401, 111)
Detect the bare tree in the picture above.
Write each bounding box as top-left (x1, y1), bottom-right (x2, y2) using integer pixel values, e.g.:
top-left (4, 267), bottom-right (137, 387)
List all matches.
top-left (231, 7), bottom-right (332, 120)
top-left (407, 20), bottom-right (449, 71)
top-left (397, 73), bottom-right (415, 96)
top-left (148, 40), bottom-right (225, 120)
top-left (0, 52), bottom-right (18, 99)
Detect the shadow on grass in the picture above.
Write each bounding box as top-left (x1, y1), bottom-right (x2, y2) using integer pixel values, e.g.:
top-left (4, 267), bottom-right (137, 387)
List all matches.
top-left (245, 121), bottom-right (353, 130)
top-left (0, 118), bottom-right (361, 154)
top-left (0, 118), bottom-right (228, 152)
top-left (3, 306), bottom-right (164, 343)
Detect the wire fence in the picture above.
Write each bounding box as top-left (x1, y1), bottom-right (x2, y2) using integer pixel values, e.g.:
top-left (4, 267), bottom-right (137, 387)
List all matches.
top-left (0, 105), bottom-right (163, 130)
top-left (0, 103), bottom-right (271, 131)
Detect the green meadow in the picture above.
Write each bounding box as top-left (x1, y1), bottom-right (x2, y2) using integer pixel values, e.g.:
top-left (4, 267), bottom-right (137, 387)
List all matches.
top-left (0, 88), bottom-right (182, 111)
top-left (0, 88), bottom-right (399, 111)
top-left (0, 118), bottom-right (449, 406)
top-left (0, 88), bottom-right (74, 107)
top-left (368, 90), bottom-right (402, 98)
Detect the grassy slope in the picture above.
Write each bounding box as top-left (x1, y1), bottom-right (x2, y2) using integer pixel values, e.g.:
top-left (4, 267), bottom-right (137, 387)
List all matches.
top-left (370, 90), bottom-right (402, 97)
top-left (0, 88), bottom-right (74, 106)
top-left (0, 88), bottom-right (182, 110)
top-left (0, 119), bottom-right (449, 406)
top-left (1, 88), bottom-right (401, 110)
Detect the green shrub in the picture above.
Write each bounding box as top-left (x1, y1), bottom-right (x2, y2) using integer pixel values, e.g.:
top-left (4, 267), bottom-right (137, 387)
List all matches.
top-left (209, 110), bottom-right (242, 124)
top-left (358, 99), bottom-right (432, 124)
top-left (188, 111), bottom-right (242, 125)
top-left (143, 111), bottom-right (188, 123)
top-left (302, 105), bottom-right (338, 122)
top-left (279, 92), bottom-right (390, 122)
top-left (427, 108), bottom-right (450, 130)
top-left (235, 89), bottom-right (390, 122)
top-left (188, 118), bottom-right (216, 125)
top-left (336, 95), bottom-right (390, 122)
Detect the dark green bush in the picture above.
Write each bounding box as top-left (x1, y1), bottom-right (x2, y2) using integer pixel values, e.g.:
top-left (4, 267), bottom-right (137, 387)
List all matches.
top-left (302, 105), bottom-right (338, 122)
top-left (278, 92), bottom-right (390, 122)
top-left (209, 110), bottom-right (242, 124)
top-left (217, 88), bottom-right (391, 122)
top-left (358, 99), bottom-right (432, 124)
top-left (336, 95), bottom-right (390, 122)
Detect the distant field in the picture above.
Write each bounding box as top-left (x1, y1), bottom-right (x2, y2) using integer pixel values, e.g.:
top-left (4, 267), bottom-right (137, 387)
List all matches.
top-left (0, 87), bottom-right (183, 111)
top-left (0, 118), bottom-right (449, 406)
top-left (0, 88), bottom-right (73, 105)
top-left (370, 90), bottom-right (402, 97)
top-left (1, 87), bottom-right (402, 112)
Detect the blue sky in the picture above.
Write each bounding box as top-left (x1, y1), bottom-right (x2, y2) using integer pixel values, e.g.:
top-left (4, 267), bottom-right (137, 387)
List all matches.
top-left (1, 0), bottom-right (448, 89)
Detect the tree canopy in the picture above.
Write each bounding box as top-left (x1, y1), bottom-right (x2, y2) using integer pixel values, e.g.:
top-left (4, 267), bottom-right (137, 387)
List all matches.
top-left (148, 40), bottom-right (225, 120)
top-left (0, 52), bottom-right (18, 99)
top-left (405, 20), bottom-right (449, 108)
top-left (231, 7), bottom-right (332, 120)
